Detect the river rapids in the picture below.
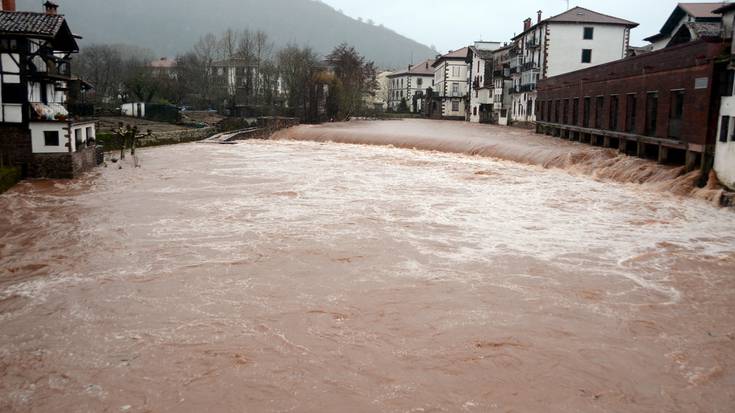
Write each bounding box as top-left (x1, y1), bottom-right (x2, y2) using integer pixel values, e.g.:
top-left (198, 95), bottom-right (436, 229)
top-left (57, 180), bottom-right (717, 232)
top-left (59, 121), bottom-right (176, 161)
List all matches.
top-left (1, 120), bottom-right (734, 412)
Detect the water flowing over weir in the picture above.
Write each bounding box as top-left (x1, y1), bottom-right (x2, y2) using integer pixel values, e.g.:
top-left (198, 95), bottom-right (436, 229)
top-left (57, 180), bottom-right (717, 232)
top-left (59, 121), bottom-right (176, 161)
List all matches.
top-left (272, 119), bottom-right (724, 202)
top-left (1, 138), bottom-right (734, 412)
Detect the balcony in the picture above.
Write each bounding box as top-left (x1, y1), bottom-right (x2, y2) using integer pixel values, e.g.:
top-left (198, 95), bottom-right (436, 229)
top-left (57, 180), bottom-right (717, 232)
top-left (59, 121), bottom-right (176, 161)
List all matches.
top-left (520, 84), bottom-right (536, 93)
top-left (522, 61), bottom-right (540, 72)
top-left (526, 39), bottom-right (540, 49)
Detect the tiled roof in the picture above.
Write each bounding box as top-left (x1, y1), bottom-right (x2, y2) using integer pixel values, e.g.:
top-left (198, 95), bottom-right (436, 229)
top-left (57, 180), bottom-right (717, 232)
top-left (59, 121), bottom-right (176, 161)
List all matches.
top-left (546, 7), bottom-right (638, 27)
top-left (678, 2), bottom-right (727, 18)
top-left (686, 21), bottom-right (723, 38)
top-left (389, 59), bottom-right (436, 77)
top-left (0, 11), bottom-right (65, 38)
top-left (150, 57), bottom-right (177, 68)
top-left (442, 47), bottom-right (470, 59)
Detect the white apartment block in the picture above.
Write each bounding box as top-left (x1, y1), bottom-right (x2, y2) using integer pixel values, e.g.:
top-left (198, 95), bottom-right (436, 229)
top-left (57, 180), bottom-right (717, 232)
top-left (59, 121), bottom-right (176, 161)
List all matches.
top-left (429, 47), bottom-right (470, 119)
top-left (466, 41), bottom-right (502, 123)
top-left (387, 60), bottom-right (434, 113)
top-left (509, 7), bottom-right (637, 124)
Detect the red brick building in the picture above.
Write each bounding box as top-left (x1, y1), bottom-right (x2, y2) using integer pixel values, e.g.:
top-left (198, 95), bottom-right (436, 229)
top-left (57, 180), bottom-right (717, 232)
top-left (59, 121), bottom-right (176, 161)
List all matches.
top-left (536, 39), bottom-right (730, 169)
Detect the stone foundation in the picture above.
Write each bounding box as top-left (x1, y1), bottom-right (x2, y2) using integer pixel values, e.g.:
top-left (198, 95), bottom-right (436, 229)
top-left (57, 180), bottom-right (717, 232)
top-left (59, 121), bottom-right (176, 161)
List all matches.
top-left (32, 146), bottom-right (100, 179)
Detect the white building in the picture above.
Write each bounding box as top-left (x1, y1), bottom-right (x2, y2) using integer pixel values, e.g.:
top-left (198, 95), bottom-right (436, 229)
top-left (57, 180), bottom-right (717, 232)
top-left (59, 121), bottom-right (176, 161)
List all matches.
top-left (714, 3), bottom-right (735, 190)
top-left (466, 41), bottom-right (502, 123)
top-left (429, 47), bottom-right (470, 119)
top-left (387, 60), bottom-right (434, 113)
top-left (509, 7), bottom-right (637, 124)
top-left (644, 3), bottom-right (724, 51)
top-left (0, 1), bottom-right (98, 178)
top-left (366, 70), bottom-right (392, 111)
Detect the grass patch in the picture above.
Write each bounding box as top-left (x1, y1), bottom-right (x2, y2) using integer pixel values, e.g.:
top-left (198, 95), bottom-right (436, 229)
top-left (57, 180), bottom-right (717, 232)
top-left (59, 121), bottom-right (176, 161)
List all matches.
top-left (0, 167), bottom-right (21, 194)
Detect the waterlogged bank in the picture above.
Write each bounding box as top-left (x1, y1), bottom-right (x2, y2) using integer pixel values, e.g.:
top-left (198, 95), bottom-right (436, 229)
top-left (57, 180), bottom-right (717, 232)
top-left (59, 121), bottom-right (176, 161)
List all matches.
top-left (0, 141), bottom-right (734, 412)
top-left (273, 119), bottom-right (724, 202)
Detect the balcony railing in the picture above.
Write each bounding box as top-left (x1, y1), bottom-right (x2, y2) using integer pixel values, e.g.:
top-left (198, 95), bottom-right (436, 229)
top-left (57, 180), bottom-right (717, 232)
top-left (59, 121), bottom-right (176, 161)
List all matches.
top-left (526, 39), bottom-right (540, 49)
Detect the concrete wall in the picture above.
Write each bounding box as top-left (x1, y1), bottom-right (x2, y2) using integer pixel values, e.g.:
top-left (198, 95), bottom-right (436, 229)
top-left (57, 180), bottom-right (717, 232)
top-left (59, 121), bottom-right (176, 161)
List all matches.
top-left (716, 96), bottom-right (735, 190)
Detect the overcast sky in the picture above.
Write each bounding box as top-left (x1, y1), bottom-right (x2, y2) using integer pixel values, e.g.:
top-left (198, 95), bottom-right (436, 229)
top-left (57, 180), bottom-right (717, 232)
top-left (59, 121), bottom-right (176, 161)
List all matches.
top-left (322, 0), bottom-right (694, 52)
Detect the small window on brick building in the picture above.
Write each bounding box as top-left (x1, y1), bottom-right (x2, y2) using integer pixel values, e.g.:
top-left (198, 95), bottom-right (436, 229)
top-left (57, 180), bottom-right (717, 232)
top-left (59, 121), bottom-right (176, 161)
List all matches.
top-left (626, 94), bottom-right (637, 133)
top-left (44, 131), bottom-right (59, 146)
top-left (669, 90), bottom-right (685, 139)
top-left (609, 95), bottom-right (619, 131)
top-left (720, 116), bottom-right (730, 143)
top-left (645, 92), bottom-right (659, 136)
top-left (584, 27), bottom-right (594, 40)
top-left (582, 49), bottom-right (592, 64)
top-left (572, 98), bottom-right (579, 125)
top-left (595, 96), bottom-right (604, 129)
top-left (563, 99), bottom-right (569, 124)
top-left (583, 97), bottom-right (591, 127)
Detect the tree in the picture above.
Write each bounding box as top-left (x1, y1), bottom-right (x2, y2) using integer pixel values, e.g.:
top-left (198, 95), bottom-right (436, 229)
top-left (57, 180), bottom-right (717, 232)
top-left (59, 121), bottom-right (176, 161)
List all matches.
top-left (277, 44), bottom-right (320, 120)
top-left (325, 43), bottom-right (379, 119)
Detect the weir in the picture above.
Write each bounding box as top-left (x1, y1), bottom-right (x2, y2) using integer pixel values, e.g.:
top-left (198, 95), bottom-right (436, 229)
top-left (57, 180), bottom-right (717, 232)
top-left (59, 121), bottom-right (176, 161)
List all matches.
top-left (271, 119), bottom-right (728, 205)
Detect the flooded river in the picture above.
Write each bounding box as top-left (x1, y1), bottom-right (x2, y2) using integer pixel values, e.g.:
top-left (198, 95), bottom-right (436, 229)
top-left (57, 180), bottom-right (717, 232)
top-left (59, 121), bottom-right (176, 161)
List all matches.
top-left (1, 120), bottom-right (735, 412)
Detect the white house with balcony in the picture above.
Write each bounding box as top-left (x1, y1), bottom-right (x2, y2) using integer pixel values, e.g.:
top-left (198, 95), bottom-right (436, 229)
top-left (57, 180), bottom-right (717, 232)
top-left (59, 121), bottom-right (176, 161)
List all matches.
top-left (466, 41), bottom-right (502, 123)
top-left (387, 60), bottom-right (434, 113)
top-left (428, 47), bottom-right (470, 120)
top-left (0, 1), bottom-right (98, 178)
top-left (509, 7), bottom-right (637, 124)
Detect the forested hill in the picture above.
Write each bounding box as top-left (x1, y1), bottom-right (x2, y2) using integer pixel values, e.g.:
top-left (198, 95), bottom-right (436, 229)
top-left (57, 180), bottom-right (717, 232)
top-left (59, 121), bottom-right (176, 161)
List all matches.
top-left (16, 0), bottom-right (436, 69)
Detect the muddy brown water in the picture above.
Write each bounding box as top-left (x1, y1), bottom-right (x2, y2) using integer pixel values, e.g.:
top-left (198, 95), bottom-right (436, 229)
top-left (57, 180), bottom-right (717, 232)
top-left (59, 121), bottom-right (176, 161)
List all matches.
top-left (1, 120), bottom-right (734, 412)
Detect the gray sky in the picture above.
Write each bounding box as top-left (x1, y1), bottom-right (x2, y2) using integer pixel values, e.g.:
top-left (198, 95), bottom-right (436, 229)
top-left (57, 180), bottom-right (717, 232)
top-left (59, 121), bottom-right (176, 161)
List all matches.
top-left (322, 0), bottom-right (694, 52)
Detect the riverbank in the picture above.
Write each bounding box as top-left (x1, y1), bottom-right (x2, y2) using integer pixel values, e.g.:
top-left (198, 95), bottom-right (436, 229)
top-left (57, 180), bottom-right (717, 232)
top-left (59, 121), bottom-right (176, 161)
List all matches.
top-left (0, 167), bottom-right (20, 194)
top-left (272, 119), bottom-right (728, 205)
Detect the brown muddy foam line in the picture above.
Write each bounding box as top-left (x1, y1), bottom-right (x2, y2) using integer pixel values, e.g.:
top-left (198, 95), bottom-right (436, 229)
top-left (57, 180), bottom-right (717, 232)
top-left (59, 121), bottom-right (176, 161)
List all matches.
top-left (271, 120), bottom-right (725, 204)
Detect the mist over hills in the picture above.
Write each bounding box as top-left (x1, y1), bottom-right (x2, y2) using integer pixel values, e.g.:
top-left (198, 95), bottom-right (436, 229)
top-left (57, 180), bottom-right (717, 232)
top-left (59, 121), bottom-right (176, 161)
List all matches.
top-left (16, 0), bottom-right (437, 69)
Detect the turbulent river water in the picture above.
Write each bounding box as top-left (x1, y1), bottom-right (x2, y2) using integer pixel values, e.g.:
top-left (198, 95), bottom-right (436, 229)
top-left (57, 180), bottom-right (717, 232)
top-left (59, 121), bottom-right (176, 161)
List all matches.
top-left (1, 120), bottom-right (734, 412)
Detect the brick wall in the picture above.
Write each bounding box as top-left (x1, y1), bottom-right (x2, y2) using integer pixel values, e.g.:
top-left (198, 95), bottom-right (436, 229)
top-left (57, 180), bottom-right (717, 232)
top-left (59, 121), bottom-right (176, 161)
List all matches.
top-left (0, 126), bottom-right (32, 176)
top-left (537, 40), bottom-right (727, 146)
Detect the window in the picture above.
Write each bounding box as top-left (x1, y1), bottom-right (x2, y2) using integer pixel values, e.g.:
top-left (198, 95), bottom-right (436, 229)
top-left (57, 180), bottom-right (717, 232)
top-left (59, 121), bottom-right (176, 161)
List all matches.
top-left (583, 97), bottom-right (591, 127)
top-left (572, 98), bottom-right (579, 125)
top-left (595, 96), bottom-right (604, 129)
top-left (417, 78), bottom-right (423, 88)
top-left (86, 127), bottom-right (95, 143)
top-left (75, 129), bottom-right (84, 151)
top-left (554, 100), bottom-right (560, 123)
top-left (669, 90), bottom-right (685, 139)
top-left (44, 131), bottom-right (60, 146)
top-left (609, 96), bottom-right (619, 131)
top-left (563, 99), bottom-right (569, 124)
top-left (452, 100), bottom-right (460, 112)
top-left (626, 94), bottom-right (637, 133)
top-left (582, 49), bottom-right (592, 64)
top-left (539, 101), bottom-right (546, 121)
top-left (451, 83), bottom-right (459, 96)
top-left (645, 92), bottom-right (658, 136)
top-left (583, 27), bottom-right (594, 40)
top-left (720, 116), bottom-right (730, 143)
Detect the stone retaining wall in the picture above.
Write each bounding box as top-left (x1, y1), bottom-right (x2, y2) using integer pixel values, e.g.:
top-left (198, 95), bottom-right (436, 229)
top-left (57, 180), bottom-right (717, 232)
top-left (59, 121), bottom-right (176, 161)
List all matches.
top-left (138, 127), bottom-right (217, 147)
top-left (32, 146), bottom-right (100, 179)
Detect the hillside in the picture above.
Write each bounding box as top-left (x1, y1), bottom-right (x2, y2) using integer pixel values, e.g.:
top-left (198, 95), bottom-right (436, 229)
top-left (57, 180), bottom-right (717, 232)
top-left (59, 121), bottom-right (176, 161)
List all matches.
top-left (16, 0), bottom-right (436, 69)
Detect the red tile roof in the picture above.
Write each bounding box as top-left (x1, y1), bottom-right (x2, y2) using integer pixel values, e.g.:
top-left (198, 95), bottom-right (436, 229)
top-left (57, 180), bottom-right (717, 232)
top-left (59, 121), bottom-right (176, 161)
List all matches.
top-left (678, 2), bottom-right (728, 18)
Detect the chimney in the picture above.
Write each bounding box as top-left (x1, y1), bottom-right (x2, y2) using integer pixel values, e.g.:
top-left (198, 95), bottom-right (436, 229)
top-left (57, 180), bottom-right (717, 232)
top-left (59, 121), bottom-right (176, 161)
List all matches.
top-left (537, 10), bottom-right (543, 24)
top-left (1, 0), bottom-right (16, 12)
top-left (524, 18), bottom-right (532, 32)
top-left (43, 1), bottom-right (59, 15)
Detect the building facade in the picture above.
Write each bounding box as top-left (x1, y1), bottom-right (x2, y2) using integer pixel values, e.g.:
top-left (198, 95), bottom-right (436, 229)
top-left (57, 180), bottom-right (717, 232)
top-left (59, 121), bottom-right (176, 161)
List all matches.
top-left (427, 48), bottom-right (470, 120)
top-left (509, 7), bottom-right (637, 124)
top-left (387, 60), bottom-right (434, 113)
top-left (714, 3), bottom-right (735, 190)
top-left (645, 3), bottom-right (724, 51)
top-left (466, 42), bottom-right (501, 123)
top-left (0, 1), bottom-right (98, 178)
top-left (536, 39), bottom-right (726, 171)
